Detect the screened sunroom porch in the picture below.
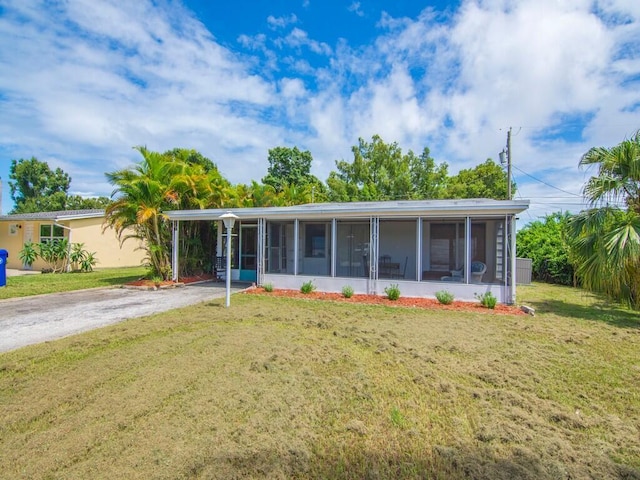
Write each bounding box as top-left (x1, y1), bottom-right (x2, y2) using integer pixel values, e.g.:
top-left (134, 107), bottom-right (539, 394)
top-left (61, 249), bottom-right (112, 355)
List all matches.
top-left (166, 199), bottom-right (529, 304)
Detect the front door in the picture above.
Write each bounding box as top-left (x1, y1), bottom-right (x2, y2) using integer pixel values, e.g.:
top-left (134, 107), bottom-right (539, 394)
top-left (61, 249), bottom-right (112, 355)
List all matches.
top-left (239, 225), bottom-right (257, 282)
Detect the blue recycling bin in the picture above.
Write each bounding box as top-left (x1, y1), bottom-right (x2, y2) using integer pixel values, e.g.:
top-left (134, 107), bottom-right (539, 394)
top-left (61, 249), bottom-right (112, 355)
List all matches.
top-left (0, 249), bottom-right (7, 288)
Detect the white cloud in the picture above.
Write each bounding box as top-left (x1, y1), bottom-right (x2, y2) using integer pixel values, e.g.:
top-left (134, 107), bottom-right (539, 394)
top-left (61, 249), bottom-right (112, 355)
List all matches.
top-left (280, 78), bottom-right (307, 99)
top-left (434, 0), bottom-right (638, 184)
top-left (267, 14), bottom-right (298, 30)
top-left (288, 0), bottom-right (638, 219)
top-left (348, 2), bottom-right (365, 17)
top-left (238, 33), bottom-right (267, 49)
top-left (278, 28), bottom-right (333, 56)
top-left (1, 0), bottom-right (639, 220)
top-left (0, 0), bottom-right (283, 194)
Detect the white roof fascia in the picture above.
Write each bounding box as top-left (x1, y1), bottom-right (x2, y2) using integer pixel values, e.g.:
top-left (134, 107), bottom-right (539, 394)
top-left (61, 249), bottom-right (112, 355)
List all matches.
top-left (56, 212), bottom-right (105, 221)
top-left (165, 200), bottom-right (529, 222)
top-left (0, 210), bottom-right (105, 222)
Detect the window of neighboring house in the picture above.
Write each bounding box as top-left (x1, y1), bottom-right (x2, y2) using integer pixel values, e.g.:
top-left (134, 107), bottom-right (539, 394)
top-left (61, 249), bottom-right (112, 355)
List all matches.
top-left (40, 224), bottom-right (65, 244)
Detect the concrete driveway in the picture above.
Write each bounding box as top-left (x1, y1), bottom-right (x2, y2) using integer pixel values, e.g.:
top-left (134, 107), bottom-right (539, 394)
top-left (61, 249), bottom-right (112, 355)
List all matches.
top-left (0, 282), bottom-right (246, 353)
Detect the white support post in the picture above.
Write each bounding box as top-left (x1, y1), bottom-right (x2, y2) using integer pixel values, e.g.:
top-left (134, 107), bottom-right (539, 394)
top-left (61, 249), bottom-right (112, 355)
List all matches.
top-left (172, 220), bottom-right (179, 282)
top-left (465, 216), bottom-right (471, 283)
top-left (510, 215), bottom-right (517, 305)
top-left (416, 217), bottom-right (422, 282)
top-left (331, 218), bottom-right (337, 277)
top-left (256, 218), bottom-right (264, 286)
top-left (369, 217), bottom-right (379, 295)
top-left (293, 219), bottom-right (299, 276)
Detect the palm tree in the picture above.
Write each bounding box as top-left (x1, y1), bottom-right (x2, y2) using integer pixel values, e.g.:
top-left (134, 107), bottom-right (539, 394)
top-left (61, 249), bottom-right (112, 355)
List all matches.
top-left (568, 131), bottom-right (640, 308)
top-left (105, 147), bottom-right (180, 279)
top-left (106, 147), bottom-right (234, 279)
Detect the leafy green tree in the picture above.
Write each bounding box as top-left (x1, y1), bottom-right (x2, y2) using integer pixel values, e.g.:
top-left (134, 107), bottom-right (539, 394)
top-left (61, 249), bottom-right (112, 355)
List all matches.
top-left (262, 147), bottom-right (321, 192)
top-left (104, 147), bottom-right (230, 279)
top-left (231, 177), bottom-right (327, 208)
top-left (168, 150), bottom-right (232, 276)
top-left (446, 159), bottom-right (514, 199)
top-left (408, 147), bottom-right (449, 199)
top-left (327, 135), bottom-right (413, 201)
top-left (516, 212), bottom-right (574, 285)
top-left (9, 157), bottom-right (111, 213)
top-left (568, 131), bottom-right (640, 308)
top-left (164, 148), bottom-right (218, 173)
top-left (13, 191), bottom-right (69, 213)
top-left (105, 147), bottom-right (175, 279)
top-left (232, 181), bottom-right (282, 208)
top-left (13, 192), bottom-right (110, 213)
top-left (280, 181), bottom-right (328, 205)
top-left (326, 135), bottom-right (450, 202)
top-left (9, 157), bottom-right (71, 213)
top-left (64, 195), bottom-right (111, 210)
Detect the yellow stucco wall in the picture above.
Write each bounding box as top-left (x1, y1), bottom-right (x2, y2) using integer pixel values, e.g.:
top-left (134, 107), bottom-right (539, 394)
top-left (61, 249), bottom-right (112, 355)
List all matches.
top-left (65, 217), bottom-right (146, 269)
top-left (0, 222), bottom-right (26, 269)
top-left (0, 217), bottom-right (146, 270)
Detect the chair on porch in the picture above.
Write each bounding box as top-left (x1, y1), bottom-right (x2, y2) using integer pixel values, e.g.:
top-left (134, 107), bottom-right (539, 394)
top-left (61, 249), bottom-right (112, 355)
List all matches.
top-left (470, 261), bottom-right (487, 283)
top-left (392, 256), bottom-right (408, 279)
top-left (440, 261), bottom-right (486, 282)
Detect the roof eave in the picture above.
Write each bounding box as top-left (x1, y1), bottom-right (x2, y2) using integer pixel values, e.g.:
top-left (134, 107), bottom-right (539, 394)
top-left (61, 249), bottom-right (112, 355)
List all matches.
top-left (164, 200), bottom-right (530, 221)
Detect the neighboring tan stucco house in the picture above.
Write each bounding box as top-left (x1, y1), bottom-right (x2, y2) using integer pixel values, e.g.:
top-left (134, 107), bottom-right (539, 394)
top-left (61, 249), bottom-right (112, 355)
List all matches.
top-left (0, 209), bottom-right (146, 270)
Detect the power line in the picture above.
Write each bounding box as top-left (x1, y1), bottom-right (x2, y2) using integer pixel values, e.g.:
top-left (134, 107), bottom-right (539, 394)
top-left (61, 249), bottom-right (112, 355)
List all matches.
top-left (512, 165), bottom-right (582, 197)
top-left (498, 123), bottom-right (640, 132)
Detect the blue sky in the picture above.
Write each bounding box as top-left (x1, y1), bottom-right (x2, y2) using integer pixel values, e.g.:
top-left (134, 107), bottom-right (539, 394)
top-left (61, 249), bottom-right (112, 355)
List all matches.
top-left (1, 0), bottom-right (639, 223)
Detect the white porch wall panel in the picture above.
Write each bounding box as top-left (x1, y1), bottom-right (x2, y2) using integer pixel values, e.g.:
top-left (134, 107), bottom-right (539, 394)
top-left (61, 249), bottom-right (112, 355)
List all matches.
top-left (263, 274), bottom-right (506, 303)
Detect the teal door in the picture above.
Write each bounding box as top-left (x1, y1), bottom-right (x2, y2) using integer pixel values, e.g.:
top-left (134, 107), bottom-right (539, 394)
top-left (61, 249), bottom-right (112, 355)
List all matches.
top-left (239, 225), bottom-right (257, 282)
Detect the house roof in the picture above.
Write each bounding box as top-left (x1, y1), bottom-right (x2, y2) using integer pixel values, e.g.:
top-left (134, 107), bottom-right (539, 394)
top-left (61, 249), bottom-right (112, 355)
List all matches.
top-left (0, 209), bottom-right (105, 222)
top-left (165, 199), bottom-right (530, 222)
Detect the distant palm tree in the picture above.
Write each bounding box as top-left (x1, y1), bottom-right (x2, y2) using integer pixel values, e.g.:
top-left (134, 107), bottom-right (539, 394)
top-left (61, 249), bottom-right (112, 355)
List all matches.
top-left (569, 131), bottom-right (640, 308)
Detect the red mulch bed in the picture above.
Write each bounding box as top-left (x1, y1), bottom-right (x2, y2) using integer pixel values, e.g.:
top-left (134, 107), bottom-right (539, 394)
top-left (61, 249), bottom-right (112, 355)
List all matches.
top-left (244, 287), bottom-right (524, 315)
top-left (180, 274), bottom-right (217, 284)
top-left (125, 273), bottom-right (217, 288)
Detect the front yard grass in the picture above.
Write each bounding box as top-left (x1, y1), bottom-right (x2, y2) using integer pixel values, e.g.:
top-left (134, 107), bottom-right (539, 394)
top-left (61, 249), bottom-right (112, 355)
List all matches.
top-left (0, 283), bottom-right (638, 478)
top-left (0, 266), bottom-right (147, 300)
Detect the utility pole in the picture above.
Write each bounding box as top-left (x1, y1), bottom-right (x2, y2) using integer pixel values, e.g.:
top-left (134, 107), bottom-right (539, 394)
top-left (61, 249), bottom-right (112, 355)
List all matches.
top-left (499, 128), bottom-right (513, 200)
top-left (506, 127), bottom-right (512, 200)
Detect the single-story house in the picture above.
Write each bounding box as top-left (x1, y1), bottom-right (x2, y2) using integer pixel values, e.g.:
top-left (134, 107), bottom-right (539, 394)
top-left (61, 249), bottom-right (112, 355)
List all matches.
top-left (0, 209), bottom-right (146, 270)
top-left (166, 199), bottom-right (529, 303)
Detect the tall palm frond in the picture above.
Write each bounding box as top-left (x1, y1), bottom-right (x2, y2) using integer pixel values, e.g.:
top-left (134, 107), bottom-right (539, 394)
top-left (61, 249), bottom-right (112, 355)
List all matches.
top-left (571, 132), bottom-right (640, 308)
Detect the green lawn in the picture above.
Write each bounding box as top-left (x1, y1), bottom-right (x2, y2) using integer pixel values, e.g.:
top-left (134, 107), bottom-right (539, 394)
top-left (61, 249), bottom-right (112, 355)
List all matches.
top-left (0, 266), bottom-right (147, 300)
top-left (0, 283), bottom-right (639, 479)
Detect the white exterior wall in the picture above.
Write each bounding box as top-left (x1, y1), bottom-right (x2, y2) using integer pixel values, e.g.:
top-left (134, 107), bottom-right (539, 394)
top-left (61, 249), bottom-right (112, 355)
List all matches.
top-left (263, 274), bottom-right (506, 302)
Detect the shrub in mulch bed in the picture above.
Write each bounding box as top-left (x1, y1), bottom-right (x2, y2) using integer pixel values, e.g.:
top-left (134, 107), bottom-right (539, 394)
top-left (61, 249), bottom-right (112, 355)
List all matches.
top-left (244, 287), bottom-right (524, 315)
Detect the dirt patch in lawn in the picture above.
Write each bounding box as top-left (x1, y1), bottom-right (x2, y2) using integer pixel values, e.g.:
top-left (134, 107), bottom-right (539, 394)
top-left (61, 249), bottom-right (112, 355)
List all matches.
top-left (244, 287), bottom-right (524, 315)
